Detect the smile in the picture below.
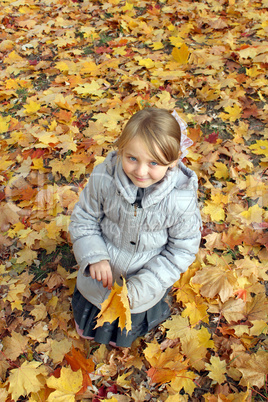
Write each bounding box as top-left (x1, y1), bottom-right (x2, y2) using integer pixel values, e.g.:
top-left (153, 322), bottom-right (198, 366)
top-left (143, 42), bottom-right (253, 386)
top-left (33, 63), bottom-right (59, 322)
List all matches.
top-left (134, 176), bottom-right (148, 181)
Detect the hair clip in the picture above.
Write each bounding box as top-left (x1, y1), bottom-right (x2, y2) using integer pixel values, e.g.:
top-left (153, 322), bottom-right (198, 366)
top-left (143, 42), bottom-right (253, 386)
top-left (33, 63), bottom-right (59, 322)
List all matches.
top-left (172, 110), bottom-right (194, 160)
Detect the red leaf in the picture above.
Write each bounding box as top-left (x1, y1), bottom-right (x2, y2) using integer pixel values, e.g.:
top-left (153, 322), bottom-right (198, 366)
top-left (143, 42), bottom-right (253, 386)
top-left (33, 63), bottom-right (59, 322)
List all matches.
top-left (97, 385), bottom-right (107, 397)
top-left (95, 46), bottom-right (113, 54)
top-left (205, 132), bottom-right (218, 143)
top-left (29, 59), bottom-right (38, 66)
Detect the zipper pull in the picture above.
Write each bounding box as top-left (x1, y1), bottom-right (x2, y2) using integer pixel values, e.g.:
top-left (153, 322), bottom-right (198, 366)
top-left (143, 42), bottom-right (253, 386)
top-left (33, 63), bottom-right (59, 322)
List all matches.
top-left (134, 203), bottom-right (137, 217)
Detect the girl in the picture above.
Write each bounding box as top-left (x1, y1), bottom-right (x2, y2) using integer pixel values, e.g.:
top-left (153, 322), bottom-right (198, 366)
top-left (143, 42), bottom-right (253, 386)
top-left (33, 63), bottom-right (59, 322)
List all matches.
top-left (69, 108), bottom-right (202, 347)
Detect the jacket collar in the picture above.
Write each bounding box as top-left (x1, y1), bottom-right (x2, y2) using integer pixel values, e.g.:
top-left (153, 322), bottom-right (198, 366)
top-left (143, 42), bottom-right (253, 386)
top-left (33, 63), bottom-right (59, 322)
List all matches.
top-left (105, 151), bottom-right (197, 208)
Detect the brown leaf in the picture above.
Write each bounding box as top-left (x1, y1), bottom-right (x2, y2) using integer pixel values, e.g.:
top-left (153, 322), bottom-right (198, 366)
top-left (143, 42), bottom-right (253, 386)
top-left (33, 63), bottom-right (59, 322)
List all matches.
top-left (192, 267), bottom-right (236, 302)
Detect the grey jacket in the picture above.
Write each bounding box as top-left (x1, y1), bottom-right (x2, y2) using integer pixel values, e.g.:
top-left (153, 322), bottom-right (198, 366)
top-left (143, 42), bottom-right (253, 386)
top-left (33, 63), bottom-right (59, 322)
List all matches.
top-left (69, 151), bottom-right (202, 314)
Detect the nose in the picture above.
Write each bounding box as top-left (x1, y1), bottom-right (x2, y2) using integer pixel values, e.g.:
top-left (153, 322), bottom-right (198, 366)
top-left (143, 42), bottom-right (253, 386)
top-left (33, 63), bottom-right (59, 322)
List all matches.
top-left (135, 163), bottom-right (148, 177)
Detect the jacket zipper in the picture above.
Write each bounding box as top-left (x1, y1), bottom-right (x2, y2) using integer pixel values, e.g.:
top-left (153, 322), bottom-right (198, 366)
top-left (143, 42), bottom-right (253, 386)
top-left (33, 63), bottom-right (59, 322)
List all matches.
top-left (134, 203), bottom-right (138, 217)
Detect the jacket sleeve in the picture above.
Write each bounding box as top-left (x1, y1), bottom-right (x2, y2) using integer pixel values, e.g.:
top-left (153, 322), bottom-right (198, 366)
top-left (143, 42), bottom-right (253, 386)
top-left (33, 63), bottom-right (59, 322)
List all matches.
top-left (127, 194), bottom-right (202, 312)
top-left (68, 166), bottom-right (111, 274)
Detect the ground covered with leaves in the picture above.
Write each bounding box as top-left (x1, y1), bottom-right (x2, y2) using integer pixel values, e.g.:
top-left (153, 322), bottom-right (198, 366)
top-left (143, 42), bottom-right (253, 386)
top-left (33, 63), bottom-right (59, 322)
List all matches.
top-left (0, 0), bottom-right (268, 400)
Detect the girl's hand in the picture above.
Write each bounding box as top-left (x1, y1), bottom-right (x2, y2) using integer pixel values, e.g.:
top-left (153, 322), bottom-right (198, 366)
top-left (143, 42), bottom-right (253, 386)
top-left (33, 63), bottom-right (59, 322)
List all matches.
top-left (89, 260), bottom-right (113, 290)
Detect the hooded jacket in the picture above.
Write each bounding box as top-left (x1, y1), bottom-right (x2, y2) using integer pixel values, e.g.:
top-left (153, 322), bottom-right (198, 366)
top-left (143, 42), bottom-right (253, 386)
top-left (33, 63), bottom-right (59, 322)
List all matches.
top-left (69, 151), bottom-right (202, 314)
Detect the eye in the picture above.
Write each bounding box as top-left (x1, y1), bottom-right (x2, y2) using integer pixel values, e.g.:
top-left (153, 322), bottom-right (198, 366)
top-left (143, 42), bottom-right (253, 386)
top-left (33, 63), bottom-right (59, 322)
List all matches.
top-left (129, 156), bottom-right (137, 162)
top-left (150, 161), bottom-right (158, 166)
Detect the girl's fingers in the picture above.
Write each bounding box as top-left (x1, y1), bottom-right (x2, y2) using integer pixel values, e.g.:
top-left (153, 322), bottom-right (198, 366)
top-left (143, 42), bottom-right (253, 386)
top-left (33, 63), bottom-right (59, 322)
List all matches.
top-left (107, 273), bottom-right (113, 290)
top-left (89, 263), bottom-right (113, 289)
top-left (89, 266), bottom-right (96, 280)
top-left (102, 272), bottom-right (108, 288)
top-left (96, 270), bottom-right (102, 282)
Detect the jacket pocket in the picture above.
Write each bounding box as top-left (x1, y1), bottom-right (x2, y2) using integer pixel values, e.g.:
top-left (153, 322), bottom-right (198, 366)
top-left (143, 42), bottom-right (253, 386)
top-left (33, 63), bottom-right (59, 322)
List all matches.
top-left (136, 230), bottom-right (168, 253)
top-left (76, 269), bottom-right (110, 310)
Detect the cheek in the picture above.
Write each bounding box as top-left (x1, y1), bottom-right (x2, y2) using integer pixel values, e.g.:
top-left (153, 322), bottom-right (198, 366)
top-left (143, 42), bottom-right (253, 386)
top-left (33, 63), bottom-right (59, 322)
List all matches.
top-left (154, 167), bottom-right (168, 179)
top-left (122, 160), bottom-right (132, 174)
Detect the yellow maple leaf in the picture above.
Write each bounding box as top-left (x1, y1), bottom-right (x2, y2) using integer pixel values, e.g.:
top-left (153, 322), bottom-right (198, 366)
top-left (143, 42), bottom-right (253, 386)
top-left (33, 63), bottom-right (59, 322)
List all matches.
top-left (181, 301), bottom-right (209, 326)
top-left (202, 200), bottom-right (225, 222)
top-left (245, 293), bottom-right (268, 322)
top-left (2, 331), bottom-right (28, 361)
top-left (162, 315), bottom-right (191, 340)
top-left (220, 104), bottom-right (242, 122)
top-left (54, 94), bottom-right (74, 111)
top-left (57, 133), bottom-right (77, 153)
top-left (0, 39), bottom-right (14, 52)
top-left (48, 338), bottom-right (72, 364)
top-left (0, 155), bottom-right (14, 171)
top-left (116, 372), bottom-right (132, 388)
top-left (172, 43), bottom-right (190, 64)
top-left (150, 41), bottom-right (164, 50)
top-left (0, 115), bottom-right (11, 134)
top-left (80, 60), bottom-right (99, 75)
top-left (55, 36), bottom-right (76, 49)
top-left (146, 344), bottom-right (187, 384)
top-left (31, 157), bottom-right (48, 172)
top-left (94, 278), bottom-right (132, 333)
top-left (24, 100), bottom-right (41, 115)
top-left (49, 157), bottom-right (84, 179)
top-left (74, 81), bottom-right (104, 97)
top-left (113, 46), bottom-right (127, 56)
top-left (8, 361), bottom-right (45, 401)
top-left (80, 26), bottom-right (98, 39)
top-left (94, 156), bottom-right (106, 166)
top-left (170, 370), bottom-right (197, 396)
top-left (47, 367), bottom-right (83, 402)
top-left (154, 91), bottom-right (177, 109)
top-left (205, 356), bottom-right (227, 384)
top-left (16, 248), bottom-right (38, 265)
top-left (143, 339), bottom-right (162, 366)
top-left (197, 326), bottom-right (215, 349)
top-left (180, 331), bottom-right (206, 371)
top-left (4, 282), bottom-right (26, 311)
top-left (55, 61), bottom-right (70, 72)
top-left (165, 395), bottom-right (187, 402)
top-left (169, 35), bottom-right (184, 47)
top-left (239, 204), bottom-right (265, 224)
top-left (173, 266), bottom-right (199, 304)
top-left (0, 388), bottom-right (8, 401)
top-left (249, 320), bottom-right (268, 336)
top-left (139, 58), bottom-right (155, 69)
top-left (45, 220), bottom-right (61, 240)
top-left (122, 1), bottom-right (133, 11)
top-left (27, 322), bottom-right (49, 343)
top-left (93, 108), bottom-right (124, 133)
top-left (3, 50), bottom-right (24, 64)
top-left (238, 46), bottom-right (258, 60)
top-left (246, 65), bottom-right (261, 78)
top-left (31, 303), bottom-right (47, 321)
top-left (249, 140), bottom-right (268, 156)
top-left (213, 162), bottom-right (229, 180)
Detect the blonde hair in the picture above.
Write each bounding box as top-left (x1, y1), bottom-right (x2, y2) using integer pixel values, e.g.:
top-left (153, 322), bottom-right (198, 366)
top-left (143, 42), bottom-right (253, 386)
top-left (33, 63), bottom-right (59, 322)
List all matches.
top-left (116, 108), bottom-right (181, 166)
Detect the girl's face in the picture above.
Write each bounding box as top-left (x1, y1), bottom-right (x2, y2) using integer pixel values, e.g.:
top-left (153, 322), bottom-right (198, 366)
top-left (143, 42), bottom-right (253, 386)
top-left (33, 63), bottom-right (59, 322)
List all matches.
top-left (121, 136), bottom-right (177, 188)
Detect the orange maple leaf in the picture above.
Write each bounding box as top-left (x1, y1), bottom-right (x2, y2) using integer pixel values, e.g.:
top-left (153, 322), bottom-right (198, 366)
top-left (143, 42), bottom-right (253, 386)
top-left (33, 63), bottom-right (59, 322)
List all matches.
top-left (65, 346), bottom-right (94, 373)
top-left (145, 342), bottom-right (188, 384)
top-left (65, 346), bottom-right (94, 390)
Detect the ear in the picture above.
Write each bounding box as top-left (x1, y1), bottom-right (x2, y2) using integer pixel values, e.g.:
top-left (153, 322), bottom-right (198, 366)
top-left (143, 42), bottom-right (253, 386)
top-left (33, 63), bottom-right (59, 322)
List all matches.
top-left (169, 158), bottom-right (179, 169)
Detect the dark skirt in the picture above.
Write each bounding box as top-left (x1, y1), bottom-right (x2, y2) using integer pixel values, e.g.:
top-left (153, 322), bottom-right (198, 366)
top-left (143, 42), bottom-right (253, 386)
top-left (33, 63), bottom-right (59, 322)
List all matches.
top-left (72, 286), bottom-right (171, 347)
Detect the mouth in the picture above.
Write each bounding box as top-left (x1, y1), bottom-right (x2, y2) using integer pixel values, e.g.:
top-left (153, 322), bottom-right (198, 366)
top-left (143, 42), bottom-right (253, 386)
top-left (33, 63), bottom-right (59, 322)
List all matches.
top-left (134, 176), bottom-right (148, 182)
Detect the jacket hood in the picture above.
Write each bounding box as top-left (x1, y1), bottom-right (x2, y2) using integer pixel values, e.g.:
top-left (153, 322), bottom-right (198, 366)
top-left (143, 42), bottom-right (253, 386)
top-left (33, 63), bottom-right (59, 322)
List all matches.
top-left (103, 151), bottom-right (198, 208)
